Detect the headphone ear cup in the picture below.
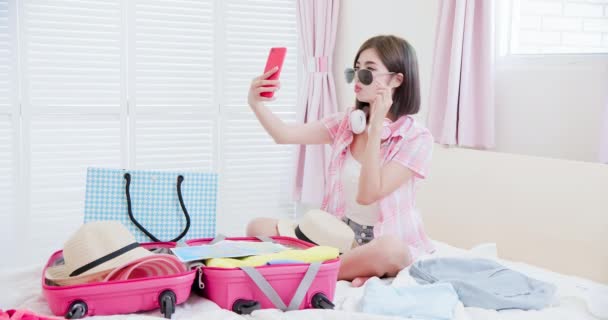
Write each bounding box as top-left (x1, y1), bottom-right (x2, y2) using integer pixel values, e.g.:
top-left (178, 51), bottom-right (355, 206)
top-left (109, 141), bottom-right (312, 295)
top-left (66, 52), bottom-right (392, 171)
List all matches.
top-left (350, 109), bottom-right (366, 134)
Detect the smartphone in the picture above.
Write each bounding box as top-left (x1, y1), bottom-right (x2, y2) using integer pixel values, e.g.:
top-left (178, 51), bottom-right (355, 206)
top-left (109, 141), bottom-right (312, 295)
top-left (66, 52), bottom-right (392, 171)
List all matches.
top-left (261, 47), bottom-right (287, 98)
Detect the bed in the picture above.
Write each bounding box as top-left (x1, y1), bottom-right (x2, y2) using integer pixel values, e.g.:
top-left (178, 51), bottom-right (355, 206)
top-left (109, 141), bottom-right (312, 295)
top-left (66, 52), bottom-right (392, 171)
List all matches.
top-left (2, 146), bottom-right (607, 319)
top-left (2, 239), bottom-right (607, 319)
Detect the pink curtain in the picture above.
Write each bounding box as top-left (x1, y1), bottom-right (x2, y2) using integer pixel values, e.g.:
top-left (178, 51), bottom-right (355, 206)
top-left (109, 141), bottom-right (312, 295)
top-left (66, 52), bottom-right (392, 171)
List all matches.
top-left (427, 0), bottom-right (495, 149)
top-left (600, 98), bottom-right (608, 163)
top-left (292, 0), bottom-right (340, 207)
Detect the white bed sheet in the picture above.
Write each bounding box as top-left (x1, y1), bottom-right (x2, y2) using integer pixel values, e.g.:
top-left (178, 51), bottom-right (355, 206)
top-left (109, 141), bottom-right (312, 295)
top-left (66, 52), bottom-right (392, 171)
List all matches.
top-left (1, 240), bottom-right (606, 320)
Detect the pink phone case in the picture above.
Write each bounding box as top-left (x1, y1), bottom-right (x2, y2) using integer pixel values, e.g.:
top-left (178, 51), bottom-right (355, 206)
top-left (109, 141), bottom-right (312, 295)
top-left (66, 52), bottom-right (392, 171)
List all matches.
top-left (261, 47), bottom-right (287, 98)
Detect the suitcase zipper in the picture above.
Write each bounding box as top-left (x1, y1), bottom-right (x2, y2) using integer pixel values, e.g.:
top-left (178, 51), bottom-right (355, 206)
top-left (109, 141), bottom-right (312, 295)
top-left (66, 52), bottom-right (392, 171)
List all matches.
top-left (188, 262), bottom-right (205, 290)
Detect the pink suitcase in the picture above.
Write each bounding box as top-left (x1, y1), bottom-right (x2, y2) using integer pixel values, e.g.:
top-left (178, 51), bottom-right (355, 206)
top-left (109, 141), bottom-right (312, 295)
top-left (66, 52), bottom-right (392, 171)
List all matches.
top-left (42, 242), bottom-right (197, 319)
top-left (186, 236), bottom-right (339, 315)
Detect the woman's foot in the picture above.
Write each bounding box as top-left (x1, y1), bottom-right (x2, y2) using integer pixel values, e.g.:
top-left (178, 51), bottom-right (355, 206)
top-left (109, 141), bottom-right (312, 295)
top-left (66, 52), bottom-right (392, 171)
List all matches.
top-left (351, 276), bottom-right (372, 287)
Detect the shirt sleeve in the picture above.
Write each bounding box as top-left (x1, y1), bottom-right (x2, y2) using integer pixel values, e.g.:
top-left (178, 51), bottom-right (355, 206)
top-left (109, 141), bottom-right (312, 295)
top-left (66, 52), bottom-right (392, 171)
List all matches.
top-left (320, 112), bottom-right (346, 144)
top-left (391, 130), bottom-right (434, 179)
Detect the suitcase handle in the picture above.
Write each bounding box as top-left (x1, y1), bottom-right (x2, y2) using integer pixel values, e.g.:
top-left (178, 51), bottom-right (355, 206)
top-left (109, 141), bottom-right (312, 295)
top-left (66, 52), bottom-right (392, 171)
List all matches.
top-left (240, 262), bottom-right (322, 311)
top-left (124, 173), bottom-right (191, 242)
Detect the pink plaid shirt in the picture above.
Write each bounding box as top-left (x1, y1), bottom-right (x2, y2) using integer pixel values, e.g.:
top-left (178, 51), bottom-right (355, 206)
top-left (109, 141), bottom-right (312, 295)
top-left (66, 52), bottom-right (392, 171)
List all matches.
top-left (321, 109), bottom-right (435, 258)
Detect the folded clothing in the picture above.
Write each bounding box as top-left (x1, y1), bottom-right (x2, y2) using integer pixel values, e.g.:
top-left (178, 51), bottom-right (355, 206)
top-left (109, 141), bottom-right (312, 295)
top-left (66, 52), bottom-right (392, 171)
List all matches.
top-left (1, 309), bottom-right (61, 320)
top-left (360, 278), bottom-right (459, 320)
top-left (410, 257), bottom-right (557, 310)
top-left (205, 246), bottom-right (339, 268)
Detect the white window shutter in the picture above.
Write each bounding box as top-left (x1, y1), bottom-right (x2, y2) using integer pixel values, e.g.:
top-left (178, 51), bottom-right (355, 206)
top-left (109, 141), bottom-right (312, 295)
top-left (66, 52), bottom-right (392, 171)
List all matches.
top-left (0, 0), bottom-right (18, 250)
top-left (130, 0), bottom-right (216, 171)
top-left (7, 0), bottom-right (300, 262)
top-left (20, 0), bottom-right (124, 256)
top-left (218, 0), bottom-right (298, 235)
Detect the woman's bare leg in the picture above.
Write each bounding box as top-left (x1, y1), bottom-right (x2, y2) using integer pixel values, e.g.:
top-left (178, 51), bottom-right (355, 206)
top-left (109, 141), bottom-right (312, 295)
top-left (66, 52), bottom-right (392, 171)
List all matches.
top-left (338, 235), bottom-right (412, 287)
top-left (246, 217), bottom-right (280, 237)
top-left (246, 220), bottom-right (411, 287)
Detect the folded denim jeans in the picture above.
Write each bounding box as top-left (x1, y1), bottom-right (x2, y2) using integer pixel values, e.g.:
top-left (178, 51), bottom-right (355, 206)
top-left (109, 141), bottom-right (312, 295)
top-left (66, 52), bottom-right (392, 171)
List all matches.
top-left (410, 257), bottom-right (557, 310)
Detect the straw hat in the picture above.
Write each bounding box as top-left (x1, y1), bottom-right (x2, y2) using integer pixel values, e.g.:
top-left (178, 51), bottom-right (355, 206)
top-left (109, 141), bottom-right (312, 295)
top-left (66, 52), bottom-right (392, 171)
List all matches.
top-left (46, 221), bottom-right (154, 286)
top-left (277, 209), bottom-right (355, 254)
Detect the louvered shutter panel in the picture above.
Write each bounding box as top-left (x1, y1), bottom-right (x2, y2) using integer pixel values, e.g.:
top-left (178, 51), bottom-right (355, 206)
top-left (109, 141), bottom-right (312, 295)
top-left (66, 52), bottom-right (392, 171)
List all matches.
top-left (218, 0), bottom-right (298, 235)
top-left (0, 0), bottom-right (18, 251)
top-left (20, 0), bottom-right (124, 254)
top-left (130, 0), bottom-right (217, 171)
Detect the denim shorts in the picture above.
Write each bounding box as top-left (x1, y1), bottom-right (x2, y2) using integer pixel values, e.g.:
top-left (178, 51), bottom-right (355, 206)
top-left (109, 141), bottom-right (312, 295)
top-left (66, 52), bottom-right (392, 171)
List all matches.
top-left (343, 217), bottom-right (374, 246)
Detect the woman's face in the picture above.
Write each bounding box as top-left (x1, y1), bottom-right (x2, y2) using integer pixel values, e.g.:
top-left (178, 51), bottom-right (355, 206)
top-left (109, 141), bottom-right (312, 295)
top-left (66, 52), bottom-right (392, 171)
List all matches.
top-left (353, 48), bottom-right (394, 104)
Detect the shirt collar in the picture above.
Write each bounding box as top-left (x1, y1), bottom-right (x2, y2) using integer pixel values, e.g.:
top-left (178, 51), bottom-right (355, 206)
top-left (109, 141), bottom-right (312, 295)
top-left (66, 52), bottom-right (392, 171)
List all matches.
top-left (388, 115), bottom-right (413, 139)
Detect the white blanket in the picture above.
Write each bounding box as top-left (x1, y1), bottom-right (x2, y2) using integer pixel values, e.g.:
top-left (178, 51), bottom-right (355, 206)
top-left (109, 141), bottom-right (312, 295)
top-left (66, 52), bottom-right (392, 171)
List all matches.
top-left (2, 241), bottom-right (607, 320)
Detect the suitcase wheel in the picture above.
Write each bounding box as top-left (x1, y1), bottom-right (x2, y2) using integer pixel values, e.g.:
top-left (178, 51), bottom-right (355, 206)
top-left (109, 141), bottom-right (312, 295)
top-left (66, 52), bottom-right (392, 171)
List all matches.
top-left (311, 293), bottom-right (334, 309)
top-left (232, 299), bottom-right (261, 315)
top-left (159, 290), bottom-right (176, 319)
top-left (65, 300), bottom-right (87, 319)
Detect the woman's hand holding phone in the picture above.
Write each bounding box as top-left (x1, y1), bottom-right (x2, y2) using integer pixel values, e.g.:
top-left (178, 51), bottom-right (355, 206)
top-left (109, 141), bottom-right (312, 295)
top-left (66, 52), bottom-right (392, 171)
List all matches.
top-left (248, 67), bottom-right (281, 109)
top-left (248, 47), bottom-right (286, 109)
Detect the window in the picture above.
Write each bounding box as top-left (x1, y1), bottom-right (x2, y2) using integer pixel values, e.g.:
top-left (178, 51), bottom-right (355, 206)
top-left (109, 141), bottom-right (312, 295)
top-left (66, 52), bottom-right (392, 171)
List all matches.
top-left (1, 0), bottom-right (298, 265)
top-left (505, 0), bottom-right (608, 54)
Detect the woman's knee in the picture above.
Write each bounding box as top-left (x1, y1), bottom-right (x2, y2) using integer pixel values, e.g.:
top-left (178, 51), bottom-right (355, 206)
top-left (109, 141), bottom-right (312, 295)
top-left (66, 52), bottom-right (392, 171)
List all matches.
top-left (372, 236), bottom-right (412, 274)
top-left (246, 217), bottom-right (279, 237)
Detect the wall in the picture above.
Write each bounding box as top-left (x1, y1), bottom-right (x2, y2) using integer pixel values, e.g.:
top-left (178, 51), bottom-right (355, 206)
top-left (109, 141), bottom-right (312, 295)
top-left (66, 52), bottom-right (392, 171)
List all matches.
top-left (334, 0), bottom-right (608, 162)
top-left (495, 56), bottom-right (608, 162)
top-left (333, 0), bottom-right (440, 123)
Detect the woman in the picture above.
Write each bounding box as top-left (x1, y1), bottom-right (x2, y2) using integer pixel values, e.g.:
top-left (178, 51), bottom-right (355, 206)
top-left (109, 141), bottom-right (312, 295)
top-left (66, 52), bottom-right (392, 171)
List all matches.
top-left (246, 35), bottom-right (435, 287)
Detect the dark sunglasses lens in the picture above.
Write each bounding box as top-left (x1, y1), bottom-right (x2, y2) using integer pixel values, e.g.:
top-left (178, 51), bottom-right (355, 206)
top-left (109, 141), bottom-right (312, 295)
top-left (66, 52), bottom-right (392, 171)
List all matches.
top-left (359, 69), bottom-right (373, 85)
top-left (344, 68), bottom-right (355, 83)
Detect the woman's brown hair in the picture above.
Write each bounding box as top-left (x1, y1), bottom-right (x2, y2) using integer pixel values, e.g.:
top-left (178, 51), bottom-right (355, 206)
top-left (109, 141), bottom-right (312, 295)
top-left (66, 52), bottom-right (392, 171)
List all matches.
top-left (354, 35), bottom-right (421, 118)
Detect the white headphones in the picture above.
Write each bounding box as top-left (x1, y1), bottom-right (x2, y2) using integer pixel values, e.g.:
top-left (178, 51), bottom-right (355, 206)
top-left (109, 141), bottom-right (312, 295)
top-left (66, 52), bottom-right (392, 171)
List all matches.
top-left (349, 108), bottom-right (392, 140)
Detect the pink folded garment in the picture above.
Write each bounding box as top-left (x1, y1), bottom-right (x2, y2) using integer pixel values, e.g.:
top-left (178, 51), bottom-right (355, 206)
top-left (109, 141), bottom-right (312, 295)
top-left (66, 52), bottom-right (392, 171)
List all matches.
top-left (1, 309), bottom-right (61, 320)
top-left (103, 254), bottom-right (186, 282)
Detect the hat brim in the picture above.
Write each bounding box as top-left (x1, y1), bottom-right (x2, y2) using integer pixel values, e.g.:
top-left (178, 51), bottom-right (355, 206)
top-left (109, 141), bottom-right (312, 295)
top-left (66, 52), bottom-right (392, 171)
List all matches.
top-left (277, 218), bottom-right (297, 239)
top-left (102, 254), bottom-right (186, 282)
top-left (45, 246), bottom-right (153, 286)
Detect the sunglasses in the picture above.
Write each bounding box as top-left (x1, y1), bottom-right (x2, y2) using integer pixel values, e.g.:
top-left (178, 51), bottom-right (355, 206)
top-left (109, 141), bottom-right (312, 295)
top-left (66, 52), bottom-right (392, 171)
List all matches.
top-left (344, 68), bottom-right (395, 86)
